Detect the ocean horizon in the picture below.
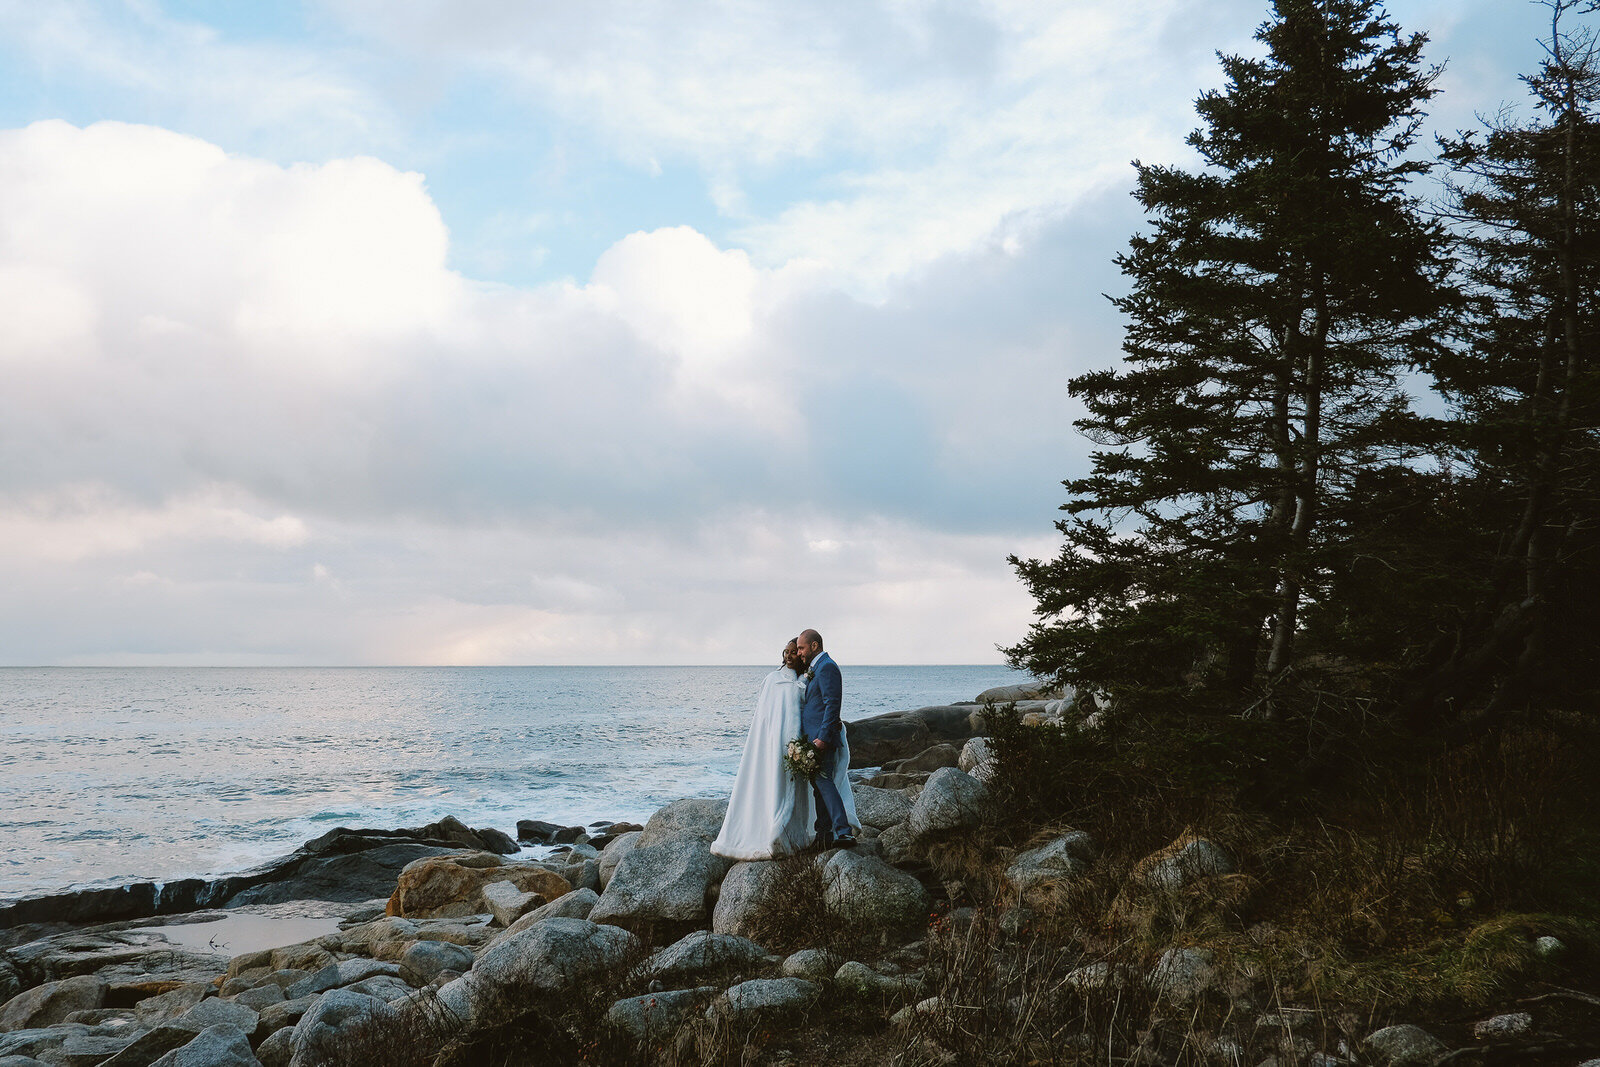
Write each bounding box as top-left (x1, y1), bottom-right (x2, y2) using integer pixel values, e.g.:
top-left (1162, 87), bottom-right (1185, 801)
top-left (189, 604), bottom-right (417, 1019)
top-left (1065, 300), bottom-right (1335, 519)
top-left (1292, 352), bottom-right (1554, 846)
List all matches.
top-left (1, 664), bottom-right (1026, 902)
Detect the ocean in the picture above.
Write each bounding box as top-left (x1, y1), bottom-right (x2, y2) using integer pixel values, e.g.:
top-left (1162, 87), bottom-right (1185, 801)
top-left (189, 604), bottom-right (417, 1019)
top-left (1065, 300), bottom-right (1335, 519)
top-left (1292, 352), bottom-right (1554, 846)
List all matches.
top-left (0, 665), bottom-right (1023, 902)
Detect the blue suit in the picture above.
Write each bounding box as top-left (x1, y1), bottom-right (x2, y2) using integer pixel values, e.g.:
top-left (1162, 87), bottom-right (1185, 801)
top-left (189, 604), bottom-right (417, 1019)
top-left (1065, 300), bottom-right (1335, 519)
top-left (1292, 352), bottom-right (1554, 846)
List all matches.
top-left (800, 651), bottom-right (850, 839)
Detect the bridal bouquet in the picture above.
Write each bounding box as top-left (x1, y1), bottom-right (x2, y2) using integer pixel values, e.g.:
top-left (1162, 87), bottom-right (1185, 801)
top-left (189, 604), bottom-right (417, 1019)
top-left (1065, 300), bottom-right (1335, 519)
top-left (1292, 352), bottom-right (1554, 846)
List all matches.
top-left (783, 734), bottom-right (830, 782)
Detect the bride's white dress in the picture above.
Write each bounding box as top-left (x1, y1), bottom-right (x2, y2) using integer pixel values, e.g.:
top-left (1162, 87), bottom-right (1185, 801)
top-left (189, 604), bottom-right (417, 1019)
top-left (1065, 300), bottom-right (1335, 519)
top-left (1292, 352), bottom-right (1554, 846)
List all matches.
top-left (711, 666), bottom-right (860, 861)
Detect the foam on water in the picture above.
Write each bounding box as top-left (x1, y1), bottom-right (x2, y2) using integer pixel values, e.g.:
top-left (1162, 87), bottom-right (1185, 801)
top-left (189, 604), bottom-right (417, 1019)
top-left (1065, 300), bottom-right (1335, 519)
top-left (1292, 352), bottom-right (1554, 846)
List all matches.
top-left (1, 664), bottom-right (1022, 900)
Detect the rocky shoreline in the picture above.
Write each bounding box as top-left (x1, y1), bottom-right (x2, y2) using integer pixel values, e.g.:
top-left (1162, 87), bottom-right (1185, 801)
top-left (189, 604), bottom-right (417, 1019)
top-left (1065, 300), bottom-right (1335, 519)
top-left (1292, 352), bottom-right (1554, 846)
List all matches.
top-left (4, 681), bottom-right (1559, 1067)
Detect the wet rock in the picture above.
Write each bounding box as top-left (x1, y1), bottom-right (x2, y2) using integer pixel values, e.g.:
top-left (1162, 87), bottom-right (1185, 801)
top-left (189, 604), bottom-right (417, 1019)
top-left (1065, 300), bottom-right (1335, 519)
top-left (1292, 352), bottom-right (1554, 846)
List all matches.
top-left (1363, 1024), bottom-right (1447, 1066)
top-left (905, 767), bottom-right (989, 839)
top-left (0, 976), bottom-right (108, 1032)
top-left (704, 978), bottom-right (817, 1027)
top-left (821, 851), bottom-right (932, 929)
top-left (398, 942), bottom-right (474, 987)
top-left (516, 820), bottom-right (565, 845)
top-left (148, 1024), bottom-right (259, 1067)
top-left (639, 932), bottom-right (768, 986)
top-left (605, 987), bottom-right (719, 1043)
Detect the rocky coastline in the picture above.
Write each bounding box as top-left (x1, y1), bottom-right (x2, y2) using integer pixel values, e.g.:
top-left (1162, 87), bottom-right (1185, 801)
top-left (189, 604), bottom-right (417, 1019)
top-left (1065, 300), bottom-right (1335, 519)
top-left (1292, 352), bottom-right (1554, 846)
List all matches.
top-left (2, 683), bottom-right (1579, 1067)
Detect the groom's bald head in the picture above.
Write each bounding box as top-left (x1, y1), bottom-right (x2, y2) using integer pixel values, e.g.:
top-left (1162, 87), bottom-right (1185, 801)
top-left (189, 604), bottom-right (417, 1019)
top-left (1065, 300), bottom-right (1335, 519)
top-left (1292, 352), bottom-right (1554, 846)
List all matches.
top-left (797, 629), bottom-right (823, 662)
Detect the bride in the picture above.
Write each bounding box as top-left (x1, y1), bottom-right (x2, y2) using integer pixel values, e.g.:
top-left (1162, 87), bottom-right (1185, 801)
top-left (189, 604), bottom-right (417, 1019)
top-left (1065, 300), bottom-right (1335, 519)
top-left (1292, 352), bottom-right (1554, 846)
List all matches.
top-left (711, 639), bottom-right (859, 860)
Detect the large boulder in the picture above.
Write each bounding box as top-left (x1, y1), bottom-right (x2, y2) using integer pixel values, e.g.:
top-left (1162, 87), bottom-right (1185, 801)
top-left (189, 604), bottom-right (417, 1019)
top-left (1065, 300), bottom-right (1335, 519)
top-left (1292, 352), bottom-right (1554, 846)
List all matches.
top-left (589, 809), bottom-right (732, 935)
top-left (705, 978), bottom-right (817, 1027)
top-left (598, 833), bottom-right (642, 889)
top-left (639, 932), bottom-right (769, 987)
top-left (288, 989), bottom-right (395, 1067)
top-left (1006, 832), bottom-right (1097, 893)
top-left (225, 843), bottom-right (460, 907)
top-left (821, 851), bottom-right (932, 929)
top-left (884, 744), bottom-right (962, 774)
top-left (483, 888), bottom-right (602, 952)
top-left (1131, 835), bottom-right (1235, 892)
top-left (472, 918), bottom-right (641, 999)
top-left (398, 942), bottom-right (475, 987)
top-left (976, 682), bottom-right (1054, 703)
top-left (851, 785), bottom-right (915, 830)
top-left (606, 987), bottom-right (719, 1043)
top-left (844, 712), bottom-right (932, 768)
top-left (301, 817), bottom-right (518, 857)
top-left (710, 861), bottom-right (785, 940)
top-left (386, 854), bottom-right (571, 919)
top-left (905, 767), bottom-right (989, 839)
top-left (958, 737), bottom-right (997, 782)
top-left (149, 1024), bottom-right (260, 1067)
top-left (0, 975), bottom-right (108, 1031)
top-left (481, 881), bottom-right (541, 927)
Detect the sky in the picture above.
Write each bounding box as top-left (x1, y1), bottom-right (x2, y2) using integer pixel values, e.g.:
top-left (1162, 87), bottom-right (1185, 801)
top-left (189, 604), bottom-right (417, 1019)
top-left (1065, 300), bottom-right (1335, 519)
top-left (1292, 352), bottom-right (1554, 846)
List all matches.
top-left (0, 0), bottom-right (1564, 665)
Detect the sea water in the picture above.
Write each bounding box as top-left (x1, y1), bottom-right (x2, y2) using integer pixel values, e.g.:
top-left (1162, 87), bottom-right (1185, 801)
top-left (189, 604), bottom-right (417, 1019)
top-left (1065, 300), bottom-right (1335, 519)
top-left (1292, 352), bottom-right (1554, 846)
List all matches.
top-left (0, 665), bottom-right (1022, 901)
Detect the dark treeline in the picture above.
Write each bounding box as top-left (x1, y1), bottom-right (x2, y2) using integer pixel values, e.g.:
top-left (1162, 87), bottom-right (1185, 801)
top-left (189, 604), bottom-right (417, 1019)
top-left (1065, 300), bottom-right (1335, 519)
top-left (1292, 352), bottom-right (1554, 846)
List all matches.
top-left (1008, 0), bottom-right (1600, 778)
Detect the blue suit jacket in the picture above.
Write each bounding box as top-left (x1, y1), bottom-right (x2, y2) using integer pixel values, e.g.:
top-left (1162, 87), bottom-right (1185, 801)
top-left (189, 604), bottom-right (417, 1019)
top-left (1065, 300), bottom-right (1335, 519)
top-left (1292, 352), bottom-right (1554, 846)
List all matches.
top-left (800, 652), bottom-right (843, 750)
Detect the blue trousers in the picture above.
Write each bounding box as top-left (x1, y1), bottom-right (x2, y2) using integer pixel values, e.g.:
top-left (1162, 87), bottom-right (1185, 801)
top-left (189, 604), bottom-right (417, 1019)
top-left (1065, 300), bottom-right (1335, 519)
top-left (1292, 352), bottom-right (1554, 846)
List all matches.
top-left (812, 772), bottom-right (850, 839)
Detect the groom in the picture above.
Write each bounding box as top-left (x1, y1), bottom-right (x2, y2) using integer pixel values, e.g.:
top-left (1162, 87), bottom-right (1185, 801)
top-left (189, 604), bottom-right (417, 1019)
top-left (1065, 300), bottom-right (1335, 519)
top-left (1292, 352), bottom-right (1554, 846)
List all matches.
top-left (796, 628), bottom-right (854, 848)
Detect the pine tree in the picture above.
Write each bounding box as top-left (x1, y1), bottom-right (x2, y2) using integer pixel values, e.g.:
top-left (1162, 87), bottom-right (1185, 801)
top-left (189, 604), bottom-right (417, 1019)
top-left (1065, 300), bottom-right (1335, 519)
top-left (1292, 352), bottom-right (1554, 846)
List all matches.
top-left (1419, 0), bottom-right (1600, 726)
top-left (1007, 0), bottom-right (1452, 712)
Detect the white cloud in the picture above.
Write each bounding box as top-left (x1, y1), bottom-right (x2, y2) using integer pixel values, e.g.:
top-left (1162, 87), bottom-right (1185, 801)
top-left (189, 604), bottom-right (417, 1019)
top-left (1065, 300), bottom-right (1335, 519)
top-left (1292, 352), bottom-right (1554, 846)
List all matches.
top-left (0, 119), bottom-right (1105, 662)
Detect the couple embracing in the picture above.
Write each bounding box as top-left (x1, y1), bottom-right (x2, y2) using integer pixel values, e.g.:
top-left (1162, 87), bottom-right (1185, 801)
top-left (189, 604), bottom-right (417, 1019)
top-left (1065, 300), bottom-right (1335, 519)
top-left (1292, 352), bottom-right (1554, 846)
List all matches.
top-left (711, 629), bottom-right (860, 861)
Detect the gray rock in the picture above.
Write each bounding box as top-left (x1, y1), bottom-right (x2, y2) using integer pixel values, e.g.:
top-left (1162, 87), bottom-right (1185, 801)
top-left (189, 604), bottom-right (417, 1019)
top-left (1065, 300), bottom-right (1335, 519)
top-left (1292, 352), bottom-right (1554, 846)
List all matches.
top-left (284, 959), bottom-right (400, 999)
top-left (253, 1027), bottom-right (293, 1067)
top-left (288, 990), bottom-right (394, 1067)
top-left (1147, 947), bottom-right (1214, 1004)
top-left (96, 1025), bottom-right (196, 1067)
top-left (1136, 837), bottom-right (1235, 892)
top-left (0, 1056), bottom-right (47, 1067)
top-left (886, 744), bottom-right (962, 774)
top-left (481, 880), bottom-right (539, 927)
top-left (133, 986), bottom-right (210, 1027)
top-left (173, 997), bottom-right (258, 1036)
top-left (482, 888), bottom-right (602, 952)
top-left (254, 997), bottom-right (317, 1039)
top-left (565, 859), bottom-right (602, 894)
top-left (833, 961), bottom-right (913, 1000)
top-left (227, 843), bottom-right (460, 907)
top-left (598, 832), bottom-right (642, 889)
top-left (638, 799), bottom-right (729, 845)
top-left (149, 1025), bottom-right (260, 1067)
top-left (844, 711), bottom-right (933, 768)
top-left (589, 831), bottom-right (731, 932)
top-left (227, 985), bottom-right (284, 1011)
top-left (0, 976), bottom-right (108, 1032)
top-left (957, 737), bottom-right (997, 782)
top-left (1363, 1024), bottom-right (1447, 1066)
top-left (876, 821), bottom-right (920, 865)
top-left (710, 861), bottom-right (784, 939)
top-left (1472, 1012), bottom-right (1532, 1039)
top-left (1534, 935), bottom-right (1567, 960)
top-left (0, 964), bottom-right (18, 1006)
top-left (905, 767), bottom-right (988, 839)
top-left (780, 949), bottom-right (840, 980)
top-left (56, 1027), bottom-right (140, 1065)
top-left (822, 850), bottom-right (932, 928)
top-left (471, 918), bottom-right (641, 998)
top-left (976, 683), bottom-right (1052, 703)
top-left (398, 941), bottom-right (475, 987)
top-left (1063, 961), bottom-right (1140, 992)
top-left (341, 976), bottom-right (413, 1003)
top-left (704, 978), bottom-right (817, 1026)
top-left (640, 932), bottom-right (768, 986)
top-left (850, 785), bottom-right (914, 830)
top-left (1006, 831), bottom-right (1096, 892)
top-left (605, 987), bottom-right (718, 1043)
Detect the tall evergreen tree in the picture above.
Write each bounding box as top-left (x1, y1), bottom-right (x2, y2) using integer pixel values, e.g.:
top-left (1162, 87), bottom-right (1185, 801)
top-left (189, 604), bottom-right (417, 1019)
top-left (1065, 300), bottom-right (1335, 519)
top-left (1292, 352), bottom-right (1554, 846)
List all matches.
top-left (1007, 0), bottom-right (1451, 711)
top-left (1419, 0), bottom-right (1600, 726)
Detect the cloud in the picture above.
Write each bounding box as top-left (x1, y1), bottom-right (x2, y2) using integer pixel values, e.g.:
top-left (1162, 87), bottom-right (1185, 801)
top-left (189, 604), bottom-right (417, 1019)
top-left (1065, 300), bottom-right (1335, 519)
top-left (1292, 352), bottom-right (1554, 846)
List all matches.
top-left (0, 119), bottom-right (1121, 662)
